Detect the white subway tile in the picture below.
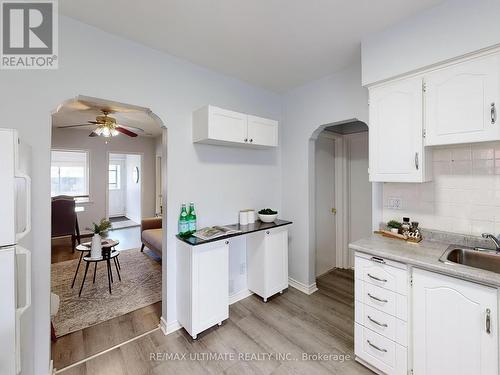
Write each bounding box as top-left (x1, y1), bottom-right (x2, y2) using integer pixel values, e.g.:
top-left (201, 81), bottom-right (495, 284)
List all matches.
top-left (451, 160), bottom-right (472, 175)
top-left (451, 146), bottom-right (472, 161)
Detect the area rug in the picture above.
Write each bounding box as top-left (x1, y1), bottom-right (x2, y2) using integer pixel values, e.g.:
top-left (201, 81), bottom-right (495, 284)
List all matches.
top-left (51, 248), bottom-right (162, 337)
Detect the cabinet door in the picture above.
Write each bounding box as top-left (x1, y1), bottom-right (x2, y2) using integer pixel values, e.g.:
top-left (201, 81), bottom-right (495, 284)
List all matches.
top-left (413, 269), bottom-right (498, 375)
top-left (425, 53), bottom-right (500, 146)
top-left (369, 77), bottom-right (427, 182)
top-left (209, 106), bottom-right (248, 144)
top-left (192, 240), bottom-right (229, 333)
top-left (265, 228), bottom-right (288, 294)
top-left (247, 115), bottom-right (278, 147)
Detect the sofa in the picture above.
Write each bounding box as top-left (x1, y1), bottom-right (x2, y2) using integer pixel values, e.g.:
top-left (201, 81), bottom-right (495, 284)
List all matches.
top-left (141, 217), bottom-right (162, 258)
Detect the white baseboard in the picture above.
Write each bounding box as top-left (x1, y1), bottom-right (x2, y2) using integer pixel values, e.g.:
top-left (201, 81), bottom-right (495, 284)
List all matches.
top-left (288, 277), bottom-right (318, 295)
top-left (159, 316), bottom-right (182, 335)
top-left (229, 289), bottom-right (253, 305)
top-left (49, 359), bottom-right (55, 374)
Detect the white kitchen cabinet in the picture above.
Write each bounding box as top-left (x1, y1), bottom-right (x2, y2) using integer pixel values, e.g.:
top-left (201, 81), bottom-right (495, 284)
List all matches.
top-left (354, 252), bottom-right (409, 375)
top-left (176, 238), bottom-right (229, 339)
top-left (193, 105), bottom-right (278, 148)
top-left (247, 226), bottom-right (288, 302)
top-left (247, 115), bottom-right (278, 147)
top-left (425, 53), bottom-right (500, 146)
top-left (413, 268), bottom-right (498, 375)
top-left (368, 76), bottom-right (431, 182)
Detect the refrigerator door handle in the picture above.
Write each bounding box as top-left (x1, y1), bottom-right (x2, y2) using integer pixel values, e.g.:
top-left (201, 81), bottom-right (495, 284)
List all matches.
top-left (15, 246), bottom-right (31, 375)
top-left (15, 172), bottom-right (31, 241)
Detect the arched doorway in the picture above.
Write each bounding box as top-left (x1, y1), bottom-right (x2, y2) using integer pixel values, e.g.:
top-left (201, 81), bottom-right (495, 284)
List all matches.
top-left (308, 118), bottom-right (370, 282)
top-left (49, 96), bottom-right (167, 371)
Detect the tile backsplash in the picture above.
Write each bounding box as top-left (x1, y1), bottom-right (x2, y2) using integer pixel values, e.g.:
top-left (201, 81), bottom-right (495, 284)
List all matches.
top-left (383, 142), bottom-right (500, 236)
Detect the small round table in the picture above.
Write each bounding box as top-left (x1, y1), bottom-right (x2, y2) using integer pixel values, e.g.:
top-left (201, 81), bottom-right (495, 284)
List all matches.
top-left (71, 239), bottom-right (119, 290)
top-left (79, 250), bottom-right (121, 296)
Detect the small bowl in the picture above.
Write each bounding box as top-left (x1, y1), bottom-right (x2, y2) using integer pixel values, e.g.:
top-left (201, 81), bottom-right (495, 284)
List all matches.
top-left (258, 213), bottom-right (278, 223)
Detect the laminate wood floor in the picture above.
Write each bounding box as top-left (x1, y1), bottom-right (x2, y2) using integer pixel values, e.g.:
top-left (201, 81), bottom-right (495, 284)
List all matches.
top-left (58, 269), bottom-right (373, 375)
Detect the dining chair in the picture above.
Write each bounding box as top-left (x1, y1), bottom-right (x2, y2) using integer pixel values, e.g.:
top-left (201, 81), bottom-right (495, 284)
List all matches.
top-left (51, 195), bottom-right (81, 251)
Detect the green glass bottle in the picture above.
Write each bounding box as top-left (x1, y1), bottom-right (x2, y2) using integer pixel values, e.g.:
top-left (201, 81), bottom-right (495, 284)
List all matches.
top-left (187, 202), bottom-right (197, 234)
top-left (178, 204), bottom-right (189, 236)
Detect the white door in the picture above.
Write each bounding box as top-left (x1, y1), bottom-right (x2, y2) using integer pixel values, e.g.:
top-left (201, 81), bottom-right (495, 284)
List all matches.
top-left (315, 135), bottom-right (336, 276)
top-left (209, 107), bottom-right (248, 144)
top-left (0, 247), bottom-right (16, 375)
top-left (247, 115), bottom-right (278, 146)
top-left (108, 156), bottom-right (126, 217)
top-left (425, 53), bottom-right (500, 146)
top-left (413, 269), bottom-right (498, 375)
top-left (369, 76), bottom-right (426, 182)
top-left (125, 154), bottom-right (142, 223)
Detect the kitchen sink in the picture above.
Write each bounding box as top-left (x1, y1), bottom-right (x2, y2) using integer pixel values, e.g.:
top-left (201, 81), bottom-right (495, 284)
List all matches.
top-left (439, 245), bottom-right (500, 274)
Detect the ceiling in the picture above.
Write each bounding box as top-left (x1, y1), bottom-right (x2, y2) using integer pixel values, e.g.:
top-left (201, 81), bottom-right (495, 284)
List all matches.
top-left (60, 0), bottom-right (443, 92)
top-left (52, 96), bottom-right (164, 137)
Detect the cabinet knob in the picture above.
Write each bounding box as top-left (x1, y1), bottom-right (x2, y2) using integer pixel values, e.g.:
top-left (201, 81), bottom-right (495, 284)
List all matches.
top-left (244, 138), bottom-right (248, 142)
top-left (491, 103), bottom-right (497, 125)
top-left (225, 241), bottom-right (229, 245)
top-left (250, 139), bottom-right (253, 143)
top-left (266, 231), bottom-right (270, 234)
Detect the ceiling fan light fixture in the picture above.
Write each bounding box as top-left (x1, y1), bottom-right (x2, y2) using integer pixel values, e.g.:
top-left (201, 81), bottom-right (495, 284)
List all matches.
top-left (111, 128), bottom-right (119, 136)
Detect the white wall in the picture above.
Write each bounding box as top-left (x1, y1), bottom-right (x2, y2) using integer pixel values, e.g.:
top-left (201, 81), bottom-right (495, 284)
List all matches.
top-left (362, 0), bottom-right (500, 85)
top-left (51, 129), bottom-right (156, 229)
top-left (282, 61), bottom-right (368, 287)
top-left (346, 132), bottom-right (371, 266)
top-left (383, 142), bottom-right (500, 236)
top-left (3, 16), bottom-right (282, 374)
top-left (125, 154), bottom-right (142, 223)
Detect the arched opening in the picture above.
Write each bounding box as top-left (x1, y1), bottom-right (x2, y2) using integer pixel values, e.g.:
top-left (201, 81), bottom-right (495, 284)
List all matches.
top-left (308, 118), bottom-right (371, 288)
top-left (49, 96), bottom-right (167, 371)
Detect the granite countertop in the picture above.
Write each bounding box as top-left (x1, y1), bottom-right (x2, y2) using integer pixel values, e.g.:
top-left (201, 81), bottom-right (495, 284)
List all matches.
top-left (177, 219), bottom-right (292, 246)
top-left (350, 234), bottom-right (500, 287)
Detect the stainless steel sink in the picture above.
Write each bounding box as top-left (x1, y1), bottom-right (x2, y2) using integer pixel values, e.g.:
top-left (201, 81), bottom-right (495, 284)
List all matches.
top-left (439, 245), bottom-right (500, 274)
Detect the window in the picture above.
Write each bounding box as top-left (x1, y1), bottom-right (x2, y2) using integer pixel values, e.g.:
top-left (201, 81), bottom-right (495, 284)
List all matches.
top-left (108, 164), bottom-right (121, 190)
top-left (51, 150), bottom-right (89, 197)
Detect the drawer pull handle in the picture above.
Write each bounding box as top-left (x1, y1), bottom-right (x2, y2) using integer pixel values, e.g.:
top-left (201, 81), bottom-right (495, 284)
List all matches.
top-left (367, 315), bottom-right (388, 328)
top-left (367, 340), bottom-right (387, 353)
top-left (367, 273), bottom-right (387, 283)
top-left (370, 257), bottom-right (386, 264)
top-left (367, 293), bottom-right (388, 303)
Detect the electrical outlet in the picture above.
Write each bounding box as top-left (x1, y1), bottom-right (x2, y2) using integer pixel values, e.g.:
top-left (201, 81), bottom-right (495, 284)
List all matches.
top-left (240, 263), bottom-right (246, 275)
top-left (387, 197), bottom-right (402, 210)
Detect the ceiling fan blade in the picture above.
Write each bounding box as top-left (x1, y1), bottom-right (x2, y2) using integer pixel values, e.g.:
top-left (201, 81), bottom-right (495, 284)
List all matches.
top-left (89, 131), bottom-right (98, 137)
top-left (57, 124), bottom-right (93, 128)
top-left (116, 126), bottom-right (138, 137)
top-left (88, 121), bottom-right (101, 124)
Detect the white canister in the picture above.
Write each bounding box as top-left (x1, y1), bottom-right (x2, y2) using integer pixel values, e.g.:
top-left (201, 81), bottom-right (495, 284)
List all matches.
top-left (90, 234), bottom-right (102, 259)
top-left (247, 210), bottom-right (256, 224)
top-left (239, 210), bottom-right (249, 225)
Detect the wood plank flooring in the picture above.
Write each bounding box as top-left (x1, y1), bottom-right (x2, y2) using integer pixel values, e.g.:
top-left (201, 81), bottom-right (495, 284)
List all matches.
top-left (58, 269), bottom-right (373, 374)
top-left (52, 226), bottom-right (161, 370)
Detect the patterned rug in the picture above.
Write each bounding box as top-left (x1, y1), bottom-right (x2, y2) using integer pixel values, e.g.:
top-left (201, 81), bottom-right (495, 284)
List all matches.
top-left (51, 248), bottom-right (162, 337)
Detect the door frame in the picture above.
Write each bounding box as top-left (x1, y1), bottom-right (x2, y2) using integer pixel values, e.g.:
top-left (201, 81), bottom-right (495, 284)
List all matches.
top-left (105, 151), bottom-right (144, 223)
top-left (316, 131), bottom-right (350, 270)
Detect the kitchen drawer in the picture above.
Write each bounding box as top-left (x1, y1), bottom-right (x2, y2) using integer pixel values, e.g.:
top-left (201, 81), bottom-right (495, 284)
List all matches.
top-left (355, 323), bottom-right (407, 375)
top-left (355, 301), bottom-right (407, 347)
top-left (355, 253), bottom-right (408, 295)
top-left (355, 281), bottom-right (408, 321)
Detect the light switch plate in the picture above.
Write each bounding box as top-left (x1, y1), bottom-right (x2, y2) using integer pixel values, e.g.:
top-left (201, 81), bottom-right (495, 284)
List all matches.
top-left (387, 197), bottom-right (402, 210)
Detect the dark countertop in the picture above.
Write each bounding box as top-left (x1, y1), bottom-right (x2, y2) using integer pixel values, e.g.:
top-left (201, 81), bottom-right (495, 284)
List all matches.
top-left (177, 219), bottom-right (292, 246)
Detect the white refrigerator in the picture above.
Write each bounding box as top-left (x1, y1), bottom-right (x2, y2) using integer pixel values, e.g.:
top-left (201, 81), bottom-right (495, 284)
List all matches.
top-left (0, 128), bottom-right (32, 375)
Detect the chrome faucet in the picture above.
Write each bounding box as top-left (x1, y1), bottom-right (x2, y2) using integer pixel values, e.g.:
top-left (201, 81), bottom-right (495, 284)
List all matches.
top-left (482, 233), bottom-right (500, 252)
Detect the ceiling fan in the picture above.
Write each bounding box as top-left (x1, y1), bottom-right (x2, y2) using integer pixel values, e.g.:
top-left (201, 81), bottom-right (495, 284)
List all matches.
top-left (58, 110), bottom-right (140, 138)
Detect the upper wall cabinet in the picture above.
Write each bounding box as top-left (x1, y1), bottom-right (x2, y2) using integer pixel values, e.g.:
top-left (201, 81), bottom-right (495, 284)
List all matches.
top-left (369, 76), bottom-right (431, 183)
top-left (193, 105), bottom-right (278, 148)
top-left (425, 53), bottom-right (500, 146)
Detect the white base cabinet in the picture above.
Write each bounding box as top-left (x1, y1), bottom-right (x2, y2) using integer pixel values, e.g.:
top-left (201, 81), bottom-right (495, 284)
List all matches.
top-left (247, 226), bottom-right (288, 302)
top-left (413, 268), bottom-right (498, 375)
top-left (354, 252), bottom-right (409, 375)
top-left (176, 239), bottom-right (229, 339)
